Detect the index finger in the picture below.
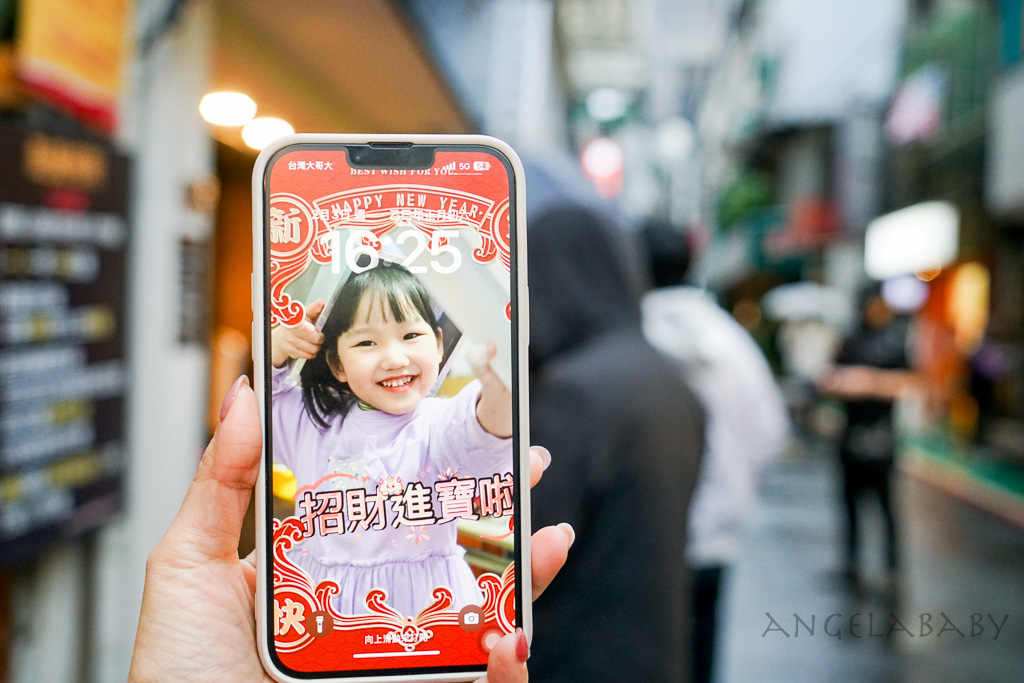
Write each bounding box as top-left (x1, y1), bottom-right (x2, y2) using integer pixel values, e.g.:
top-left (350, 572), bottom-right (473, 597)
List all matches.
top-left (306, 298), bottom-right (326, 323)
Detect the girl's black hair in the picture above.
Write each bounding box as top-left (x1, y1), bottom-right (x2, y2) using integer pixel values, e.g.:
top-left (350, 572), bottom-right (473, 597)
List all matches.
top-left (300, 263), bottom-right (440, 428)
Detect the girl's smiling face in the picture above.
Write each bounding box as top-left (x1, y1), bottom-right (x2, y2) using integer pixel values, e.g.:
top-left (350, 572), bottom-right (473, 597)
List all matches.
top-left (329, 291), bottom-right (443, 415)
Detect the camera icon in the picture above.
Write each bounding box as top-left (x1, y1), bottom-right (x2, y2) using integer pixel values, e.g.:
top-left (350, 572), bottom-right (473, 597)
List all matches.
top-left (458, 605), bottom-right (485, 632)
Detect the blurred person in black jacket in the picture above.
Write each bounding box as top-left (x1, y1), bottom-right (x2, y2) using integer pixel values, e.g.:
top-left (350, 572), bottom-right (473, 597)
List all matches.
top-left (525, 158), bottom-right (705, 682)
top-left (818, 286), bottom-right (916, 597)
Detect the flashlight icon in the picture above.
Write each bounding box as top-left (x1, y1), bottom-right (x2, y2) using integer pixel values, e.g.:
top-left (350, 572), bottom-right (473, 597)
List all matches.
top-left (306, 610), bottom-right (332, 638)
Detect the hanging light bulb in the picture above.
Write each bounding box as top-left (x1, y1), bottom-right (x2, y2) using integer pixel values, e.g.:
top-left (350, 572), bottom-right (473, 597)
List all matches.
top-left (199, 91), bottom-right (257, 126)
top-left (242, 117), bottom-right (295, 150)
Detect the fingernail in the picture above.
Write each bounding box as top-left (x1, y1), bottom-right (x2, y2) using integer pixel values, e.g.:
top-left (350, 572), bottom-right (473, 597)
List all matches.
top-left (515, 627), bottom-right (529, 664)
top-left (557, 522), bottom-right (576, 549)
top-left (533, 445), bottom-right (552, 470)
top-left (220, 375), bottom-right (249, 422)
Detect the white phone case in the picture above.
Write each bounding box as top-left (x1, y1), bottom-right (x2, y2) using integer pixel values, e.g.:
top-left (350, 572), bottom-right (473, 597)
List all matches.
top-left (251, 134), bottom-right (530, 682)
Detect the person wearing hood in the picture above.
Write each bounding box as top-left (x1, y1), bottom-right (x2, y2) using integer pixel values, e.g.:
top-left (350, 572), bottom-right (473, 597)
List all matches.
top-left (524, 157), bottom-right (706, 682)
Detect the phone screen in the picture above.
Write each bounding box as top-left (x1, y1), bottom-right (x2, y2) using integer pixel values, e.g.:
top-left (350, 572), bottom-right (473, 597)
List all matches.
top-left (259, 141), bottom-right (523, 679)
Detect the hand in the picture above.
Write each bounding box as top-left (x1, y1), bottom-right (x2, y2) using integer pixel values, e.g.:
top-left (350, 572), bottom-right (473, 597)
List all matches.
top-left (469, 342), bottom-right (513, 438)
top-left (128, 376), bottom-right (571, 682)
top-left (270, 299), bottom-right (326, 368)
top-left (818, 365), bottom-right (912, 401)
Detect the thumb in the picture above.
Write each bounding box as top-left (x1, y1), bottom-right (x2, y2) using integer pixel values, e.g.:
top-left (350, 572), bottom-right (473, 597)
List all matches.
top-left (468, 342), bottom-right (507, 393)
top-left (480, 629), bottom-right (528, 683)
top-left (159, 376), bottom-right (263, 562)
top-left (307, 298), bottom-right (326, 323)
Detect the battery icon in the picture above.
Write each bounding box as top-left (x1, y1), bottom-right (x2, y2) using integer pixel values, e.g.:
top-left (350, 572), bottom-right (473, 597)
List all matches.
top-left (473, 161), bottom-right (491, 171)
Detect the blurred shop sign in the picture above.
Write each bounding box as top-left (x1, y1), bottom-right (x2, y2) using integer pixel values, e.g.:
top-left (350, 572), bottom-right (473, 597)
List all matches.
top-left (580, 136), bottom-right (624, 199)
top-left (763, 198), bottom-right (841, 256)
top-left (0, 119), bottom-right (130, 567)
top-left (178, 238), bottom-right (211, 345)
top-left (15, 0), bottom-right (132, 132)
top-left (987, 65), bottom-right (1024, 217)
top-left (865, 201), bottom-right (959, 280)
top-left (885, 64), bottom-right (947, 145)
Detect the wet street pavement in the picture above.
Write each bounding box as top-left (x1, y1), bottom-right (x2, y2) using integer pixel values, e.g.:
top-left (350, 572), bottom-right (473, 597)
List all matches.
top-left (718, 439), bottom-right (1024, 683)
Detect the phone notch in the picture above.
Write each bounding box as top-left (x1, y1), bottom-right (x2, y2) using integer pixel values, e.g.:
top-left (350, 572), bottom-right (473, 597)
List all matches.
top-left (346, 143), bottom-right (436, 170)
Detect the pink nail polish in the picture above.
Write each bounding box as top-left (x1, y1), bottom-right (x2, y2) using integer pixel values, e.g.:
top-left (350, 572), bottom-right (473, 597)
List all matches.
top-left (534, 445), bottom-right (552, 470)
top-left (220, 375), bottom-right (249, 422)
top-left (557, 522), bottom-right (576, 548)
top-left (515, 627), bottom-right (529, 663)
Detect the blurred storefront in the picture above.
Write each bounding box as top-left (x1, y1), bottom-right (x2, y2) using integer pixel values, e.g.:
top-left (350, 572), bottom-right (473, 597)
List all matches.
top-left (884, 0), bottom-right (995, 429)
top-left (692, 0), bottom-right (1024, 522)
top-left (203, 0), bottom-right (474, 432)
top-left (987, 0), bottom-right (1024, 440)
top-left (2, 1), bottom-right (216, 679)
top-left (884, 0), bottom-right (1024, 521)
top-left (0, 1), bottom-right (482, 680)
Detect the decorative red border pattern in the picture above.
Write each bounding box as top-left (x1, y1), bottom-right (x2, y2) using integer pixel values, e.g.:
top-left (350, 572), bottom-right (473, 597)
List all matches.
top-left (269, 184), bottom-right (511, 329)
top-left (271, 518), bottom-right (515, 672)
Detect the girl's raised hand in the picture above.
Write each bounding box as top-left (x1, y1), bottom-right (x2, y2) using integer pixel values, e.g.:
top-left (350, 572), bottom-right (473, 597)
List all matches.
top-left (270, 299), bottom-right (326, 368)
top-left (467, 342), bottom-right (513, 438)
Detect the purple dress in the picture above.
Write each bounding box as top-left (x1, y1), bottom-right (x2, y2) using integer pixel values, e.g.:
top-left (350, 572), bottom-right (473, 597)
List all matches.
top-left (272, 367), bottom-right (512, 617)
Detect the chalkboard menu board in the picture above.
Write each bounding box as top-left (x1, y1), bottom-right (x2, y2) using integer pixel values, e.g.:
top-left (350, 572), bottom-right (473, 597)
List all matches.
top-left (0, 119), bottom-right (129, 567)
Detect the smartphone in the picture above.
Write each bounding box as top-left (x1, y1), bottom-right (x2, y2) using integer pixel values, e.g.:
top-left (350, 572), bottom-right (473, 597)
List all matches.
top-left (251, 135), bottom-right (529, 682)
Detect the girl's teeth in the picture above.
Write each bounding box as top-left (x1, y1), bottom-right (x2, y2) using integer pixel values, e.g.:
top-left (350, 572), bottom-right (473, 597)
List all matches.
top-left (381, 377), bottom-right (412, 388)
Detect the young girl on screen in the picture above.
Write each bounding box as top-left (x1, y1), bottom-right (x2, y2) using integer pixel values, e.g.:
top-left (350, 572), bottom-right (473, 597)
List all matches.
top-left (270, 263), bottom-right (513, 618)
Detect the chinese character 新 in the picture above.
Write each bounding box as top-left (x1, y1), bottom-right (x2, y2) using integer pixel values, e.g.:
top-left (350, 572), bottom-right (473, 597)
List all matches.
top-left (269, 206), bottom-right (302, 244)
